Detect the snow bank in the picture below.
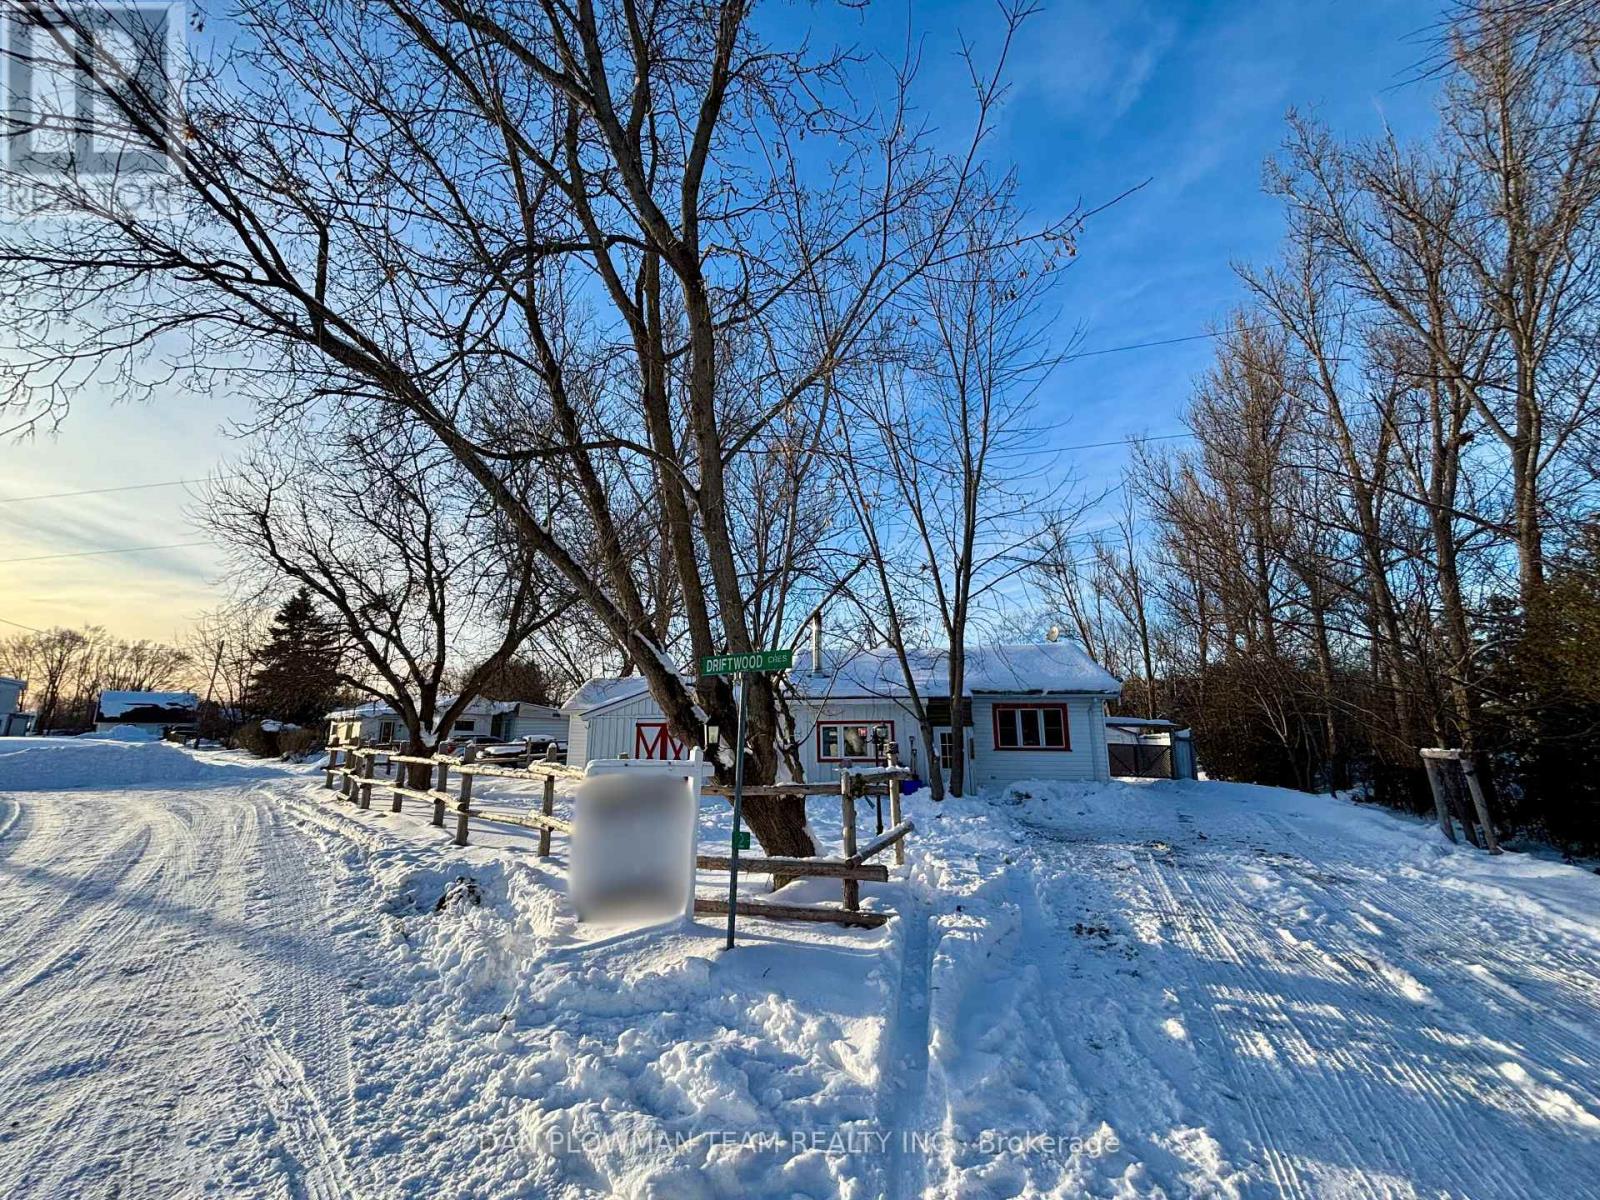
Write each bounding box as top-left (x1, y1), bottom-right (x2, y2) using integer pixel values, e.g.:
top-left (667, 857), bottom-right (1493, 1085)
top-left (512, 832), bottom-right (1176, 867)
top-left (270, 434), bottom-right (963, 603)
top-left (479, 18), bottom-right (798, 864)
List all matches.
top-left (96, 723), bottom-right (161, 742)
top-left (274, 785), bottom-right (898, 1200)
top-left (0, 736), bottom-right (285, 791)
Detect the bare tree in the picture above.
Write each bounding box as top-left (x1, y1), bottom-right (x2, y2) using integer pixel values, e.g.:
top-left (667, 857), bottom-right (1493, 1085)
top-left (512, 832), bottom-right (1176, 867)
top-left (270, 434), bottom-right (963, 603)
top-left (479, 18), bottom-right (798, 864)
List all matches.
top-left (186, 603), bottom-right (274, 723)
top-left (842, 186), bottom-right (1077, 795)
top-left (202, 417), bottom-right (572, 782)
top-left (0, 0), bottom-right (1068, 856)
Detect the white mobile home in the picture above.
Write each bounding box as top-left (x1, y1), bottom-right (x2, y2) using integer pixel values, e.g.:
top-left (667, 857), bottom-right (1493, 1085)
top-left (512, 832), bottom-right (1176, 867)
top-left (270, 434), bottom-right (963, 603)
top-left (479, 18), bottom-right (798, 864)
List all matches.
top-left (561, 641), bottom-right (1121, 789)
top-left (327, 697), bottom-right (566, 747)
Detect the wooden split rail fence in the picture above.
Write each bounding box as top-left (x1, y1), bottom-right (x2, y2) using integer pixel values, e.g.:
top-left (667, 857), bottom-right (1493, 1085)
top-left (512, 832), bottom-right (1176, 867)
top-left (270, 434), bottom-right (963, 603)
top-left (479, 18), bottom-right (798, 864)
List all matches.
top-left (322, 740), bottom-right (915, 928)
top-left (325, 741), bottom-right (581, 852)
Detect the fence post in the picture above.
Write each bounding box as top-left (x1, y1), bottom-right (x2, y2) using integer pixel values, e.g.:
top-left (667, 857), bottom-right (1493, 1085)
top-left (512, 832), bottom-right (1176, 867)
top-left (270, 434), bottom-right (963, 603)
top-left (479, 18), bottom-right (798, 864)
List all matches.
top-left (1459, 755), bottom-right (1501, 855)
top-left (432, 754), bottom-right (450, 828)
top-left (454, 745), bottom-right (476, 846)
top-left (841, 771), bottom-right (859, 912)
top-left (886, 742), bottom-right (905, 866)
top-left (1420, 752), bottom-right (1457, 843)
top-left (391, 750), bottom-right (406, 813)
top-left (324, 746), bottom-right (338, 789)
top-left (538, 742), bottom-right (557, 857)
top-left (342, 739), bottom-right (361, 801)
top-left (358, 743), bottom-right (375, 810)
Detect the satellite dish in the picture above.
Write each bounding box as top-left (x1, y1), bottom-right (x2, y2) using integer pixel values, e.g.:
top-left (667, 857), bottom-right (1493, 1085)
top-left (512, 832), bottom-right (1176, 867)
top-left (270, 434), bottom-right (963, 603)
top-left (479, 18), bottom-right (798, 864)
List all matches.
top-left (1046, 625), bottom-right (1061, 643)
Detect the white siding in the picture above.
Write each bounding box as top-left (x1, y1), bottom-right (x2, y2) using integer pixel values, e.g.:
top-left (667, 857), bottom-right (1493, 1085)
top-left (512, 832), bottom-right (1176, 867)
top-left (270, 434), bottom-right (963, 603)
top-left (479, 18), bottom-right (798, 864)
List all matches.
top-left (967, 696), bottom-right (1109, 789)
top-left (579, 693), bottom-right (684, 761)
top-left (568, 690), bottom-right (1112, 789)
top-left (789, 699), bottom-right (932, 785)
top-left (510, 714), bottom-right (568, 741)
top-left (566, 713), bottom-right (589, 765)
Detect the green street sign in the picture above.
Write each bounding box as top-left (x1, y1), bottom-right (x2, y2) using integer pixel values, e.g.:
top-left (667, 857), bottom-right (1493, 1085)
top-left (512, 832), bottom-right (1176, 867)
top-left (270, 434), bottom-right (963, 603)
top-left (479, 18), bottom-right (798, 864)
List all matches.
top-left (699, 648), bottom-right (794, 677)
top-left (733, 830), bottom-right (752, 851)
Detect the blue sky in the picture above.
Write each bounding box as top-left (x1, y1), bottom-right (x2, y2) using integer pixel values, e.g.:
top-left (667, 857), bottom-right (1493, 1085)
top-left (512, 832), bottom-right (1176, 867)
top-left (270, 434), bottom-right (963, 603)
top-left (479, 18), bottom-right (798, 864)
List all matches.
top-left (0, 0), bottom-right (1444, 640)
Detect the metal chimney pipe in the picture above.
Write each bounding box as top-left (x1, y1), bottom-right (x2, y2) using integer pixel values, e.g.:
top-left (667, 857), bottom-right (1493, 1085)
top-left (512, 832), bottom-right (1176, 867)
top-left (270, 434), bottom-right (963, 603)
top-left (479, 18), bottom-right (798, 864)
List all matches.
top-left (811, 611), bottom-right (824, 674)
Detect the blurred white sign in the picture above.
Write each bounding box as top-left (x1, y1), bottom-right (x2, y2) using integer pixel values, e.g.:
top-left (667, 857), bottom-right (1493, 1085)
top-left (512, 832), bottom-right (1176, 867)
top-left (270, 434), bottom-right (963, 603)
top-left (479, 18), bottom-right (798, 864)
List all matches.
top-left (571, 756), bottom-right (708, 923)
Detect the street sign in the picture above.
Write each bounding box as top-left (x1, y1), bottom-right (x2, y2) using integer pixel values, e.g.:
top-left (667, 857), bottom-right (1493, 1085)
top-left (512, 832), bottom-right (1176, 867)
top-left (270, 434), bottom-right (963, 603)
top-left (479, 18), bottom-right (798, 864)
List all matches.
top-left (698, 647), bottom-right (794, 949)
top-left (699, 648), bottom-right (793, 677)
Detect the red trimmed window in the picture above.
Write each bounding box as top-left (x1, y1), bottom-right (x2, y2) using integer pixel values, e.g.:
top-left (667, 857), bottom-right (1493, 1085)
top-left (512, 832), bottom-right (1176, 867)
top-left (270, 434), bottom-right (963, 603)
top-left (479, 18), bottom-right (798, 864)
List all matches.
top-left (992, 704), bottom-right (1070, 751)
top-left (817, 721), bottom-right (894, 763)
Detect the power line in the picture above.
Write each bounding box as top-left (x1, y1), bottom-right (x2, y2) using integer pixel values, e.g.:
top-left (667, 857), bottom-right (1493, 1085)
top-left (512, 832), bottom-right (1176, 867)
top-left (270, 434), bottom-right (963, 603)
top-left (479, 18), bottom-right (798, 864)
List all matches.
top-left (0, 476), bottom-right (232, 504)
top-left (1057, 431), bottom-right (1191, 453)
top-left (1066, 304), bottom-right (1390, 362)
top-left (0, 540), bottom-right (214, 565)
top-left (1068, 328), bottom-right (1230, 359)
top-left (0, 615), bottom-right (45, 633)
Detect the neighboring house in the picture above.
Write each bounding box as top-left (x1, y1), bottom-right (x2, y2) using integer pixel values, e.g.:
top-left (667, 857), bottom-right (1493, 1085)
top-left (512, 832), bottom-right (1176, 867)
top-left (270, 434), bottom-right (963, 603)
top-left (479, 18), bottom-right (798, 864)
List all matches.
top-left (326, 697), bottom-right (565, 747)
top-left (0, 676), bottom-right (31, 736)
top-left (562, 641), bottom-right (1122, 788)
top-left (94, 690), bottom-right (200, 734)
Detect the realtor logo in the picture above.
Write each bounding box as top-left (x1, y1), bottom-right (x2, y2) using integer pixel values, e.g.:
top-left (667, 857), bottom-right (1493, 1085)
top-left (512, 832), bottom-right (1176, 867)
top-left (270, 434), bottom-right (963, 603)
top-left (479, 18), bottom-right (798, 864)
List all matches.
top-left (1, 1), bottom-right (183, 212)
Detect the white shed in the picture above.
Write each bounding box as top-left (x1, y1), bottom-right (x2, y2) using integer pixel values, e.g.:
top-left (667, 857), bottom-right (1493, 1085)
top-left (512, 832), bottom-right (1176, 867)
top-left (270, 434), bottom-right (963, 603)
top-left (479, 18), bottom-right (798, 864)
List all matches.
top-left (561, 641), bottom-right (1121, 790)
top-left (0, 676), bottom-right (30, 736)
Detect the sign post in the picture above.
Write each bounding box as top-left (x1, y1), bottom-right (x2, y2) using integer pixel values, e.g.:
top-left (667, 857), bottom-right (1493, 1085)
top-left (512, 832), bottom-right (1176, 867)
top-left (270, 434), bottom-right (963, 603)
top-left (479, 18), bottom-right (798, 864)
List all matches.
top-left (700, 648), bottom-right (794, 949)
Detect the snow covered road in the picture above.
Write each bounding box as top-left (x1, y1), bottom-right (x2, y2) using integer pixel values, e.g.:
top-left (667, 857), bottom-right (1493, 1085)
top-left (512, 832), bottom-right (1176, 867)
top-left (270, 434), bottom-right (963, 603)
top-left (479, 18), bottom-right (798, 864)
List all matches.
top-left (0, 782), bottom-right (360, 1198)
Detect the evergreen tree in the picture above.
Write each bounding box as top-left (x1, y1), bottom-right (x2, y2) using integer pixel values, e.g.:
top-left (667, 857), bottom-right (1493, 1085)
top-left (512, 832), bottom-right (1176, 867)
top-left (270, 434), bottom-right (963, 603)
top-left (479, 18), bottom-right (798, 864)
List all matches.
top-left (250, 588), bottom-right (343, 726)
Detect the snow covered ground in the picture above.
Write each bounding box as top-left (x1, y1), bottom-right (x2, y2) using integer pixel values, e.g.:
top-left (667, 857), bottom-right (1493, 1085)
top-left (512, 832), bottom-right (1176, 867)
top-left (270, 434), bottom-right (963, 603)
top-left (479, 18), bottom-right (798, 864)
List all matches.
top-left (1, 737), bottom-right (1596, 1198)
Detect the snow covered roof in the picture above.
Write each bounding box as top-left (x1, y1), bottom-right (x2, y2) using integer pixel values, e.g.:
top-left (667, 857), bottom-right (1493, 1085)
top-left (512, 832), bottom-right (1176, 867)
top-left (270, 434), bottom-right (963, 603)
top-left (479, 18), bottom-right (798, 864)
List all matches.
top-left (561, 676), bottom-right (654, 716)
top-left (325, 695), bottom-right (527, 721)
top-left (96, 690), bottom-right (199, 719)
top-left (789, 642), bottom-right (1120, 699)
top-left (1106, 716), bottom-right (1185, 729)
top-left (563, 642), bottom-right (1119, 719)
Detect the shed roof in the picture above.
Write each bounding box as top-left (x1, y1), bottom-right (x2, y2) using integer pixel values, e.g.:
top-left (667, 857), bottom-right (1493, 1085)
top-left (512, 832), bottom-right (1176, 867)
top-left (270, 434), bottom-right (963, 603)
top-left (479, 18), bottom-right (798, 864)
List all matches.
top-left (560, 675), bottom-right (655, 716)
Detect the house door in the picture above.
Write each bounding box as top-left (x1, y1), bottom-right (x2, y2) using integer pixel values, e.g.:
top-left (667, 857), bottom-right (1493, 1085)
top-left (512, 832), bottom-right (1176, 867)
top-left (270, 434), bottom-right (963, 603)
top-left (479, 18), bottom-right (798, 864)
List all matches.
top-left (935, 728), bottom-right (954, 772)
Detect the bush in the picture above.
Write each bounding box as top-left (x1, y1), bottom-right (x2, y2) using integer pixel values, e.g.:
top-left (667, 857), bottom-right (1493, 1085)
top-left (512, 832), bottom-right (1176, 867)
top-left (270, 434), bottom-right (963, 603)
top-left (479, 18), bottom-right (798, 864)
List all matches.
top-left (232, 721), bottom-right (279, 758)
top-left (277, 728), bottom-right (324, 759)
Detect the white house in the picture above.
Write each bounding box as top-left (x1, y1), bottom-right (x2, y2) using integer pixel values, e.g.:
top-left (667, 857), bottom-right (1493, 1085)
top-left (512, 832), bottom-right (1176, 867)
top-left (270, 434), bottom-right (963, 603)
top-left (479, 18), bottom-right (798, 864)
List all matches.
top-left (0, 676), bottom-right (30, 736)
top-left (561, 641), bottom-right (1122, 789)
top-left (94, 690), bottom-right (199, 735)
top-left (326, 697), bottom-right (566, 747)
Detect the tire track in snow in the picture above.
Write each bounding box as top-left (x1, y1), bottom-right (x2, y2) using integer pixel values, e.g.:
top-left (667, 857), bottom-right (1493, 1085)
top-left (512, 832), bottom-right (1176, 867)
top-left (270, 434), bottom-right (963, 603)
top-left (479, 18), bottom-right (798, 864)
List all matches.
top-left (1134, 848), bottom-right (1324, 1200)
top-left (1143, 840), bottom-right (1593, 1199)
top-left (1012, 847), bottom-right (1248, 1197)
top-left (1247, 823), bottom-right (1600, 1113)
top-left (0, 820), bottom-right (166, 1008)
top-left (0, 787), bottom-right (363, 1200)
top-left (1145, 850), bottom-right (1503, 1200)
top-left (881, 904), bottom-right (933, 1200)
top-left (1, 799), bottom-right (204, 1196)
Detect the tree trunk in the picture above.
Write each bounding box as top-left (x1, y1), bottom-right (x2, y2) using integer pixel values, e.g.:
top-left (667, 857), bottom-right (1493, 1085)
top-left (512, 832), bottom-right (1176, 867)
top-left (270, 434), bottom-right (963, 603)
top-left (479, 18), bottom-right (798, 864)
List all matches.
top-left (946, 647), bottom-right (967, 797)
